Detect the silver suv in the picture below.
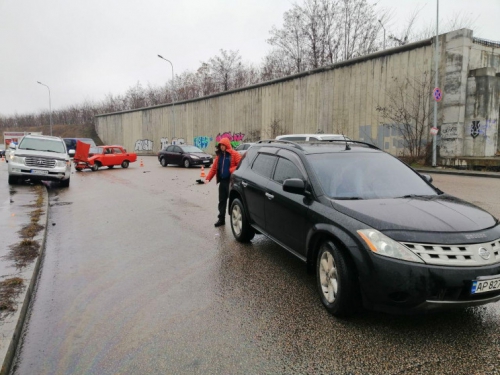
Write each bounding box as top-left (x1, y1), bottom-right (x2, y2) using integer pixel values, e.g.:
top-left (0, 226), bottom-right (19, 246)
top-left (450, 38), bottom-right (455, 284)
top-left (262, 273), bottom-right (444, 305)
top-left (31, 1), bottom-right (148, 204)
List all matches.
top-left (7, 135), bottom-right (74, 187)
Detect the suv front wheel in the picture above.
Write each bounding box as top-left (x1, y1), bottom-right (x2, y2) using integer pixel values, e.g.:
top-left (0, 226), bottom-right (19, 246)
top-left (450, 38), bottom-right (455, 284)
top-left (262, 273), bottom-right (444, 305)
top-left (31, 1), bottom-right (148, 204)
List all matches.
top-left (316, 240), bottom-right (360, 317)
top-left (230, 198), bottom-right (255, 242)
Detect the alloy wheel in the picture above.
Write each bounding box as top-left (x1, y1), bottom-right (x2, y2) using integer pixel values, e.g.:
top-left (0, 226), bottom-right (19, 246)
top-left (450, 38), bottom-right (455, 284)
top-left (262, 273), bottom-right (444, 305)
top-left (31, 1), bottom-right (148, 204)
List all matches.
top-left (231, 204), bottom-right (242, 236)
top-left (319, 250), bottom-right (338, 303)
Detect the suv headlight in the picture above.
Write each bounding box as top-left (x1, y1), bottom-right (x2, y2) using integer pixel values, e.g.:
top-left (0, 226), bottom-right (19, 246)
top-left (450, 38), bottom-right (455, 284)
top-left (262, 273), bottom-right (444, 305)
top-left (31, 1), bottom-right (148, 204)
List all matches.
top-left (55, 160), bottom-right (69, 167)
top-left (11, 156), bottom-right (25, 164)
top-left (357, 229), bottom-right (424, 263)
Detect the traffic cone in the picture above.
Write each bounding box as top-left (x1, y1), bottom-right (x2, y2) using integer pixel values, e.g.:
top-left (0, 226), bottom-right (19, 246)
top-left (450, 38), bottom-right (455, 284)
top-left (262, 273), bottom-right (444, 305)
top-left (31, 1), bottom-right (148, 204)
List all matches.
top-left (200, 166), bottom-right (206, 178)
top-left (140, 158), bottom-right (144, 167)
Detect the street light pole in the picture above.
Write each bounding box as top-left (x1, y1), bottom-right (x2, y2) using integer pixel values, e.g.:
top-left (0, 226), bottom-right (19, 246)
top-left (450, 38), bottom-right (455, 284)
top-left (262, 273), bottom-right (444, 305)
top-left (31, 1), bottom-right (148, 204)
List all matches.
top-left (432, 0), bottom-right (439, 167)
top-left (157, 55), bottom-right (176, 138)
top-left (37, 81), bottom-right (53, 136)
top-left (378, 20), bottom-right (386, 50)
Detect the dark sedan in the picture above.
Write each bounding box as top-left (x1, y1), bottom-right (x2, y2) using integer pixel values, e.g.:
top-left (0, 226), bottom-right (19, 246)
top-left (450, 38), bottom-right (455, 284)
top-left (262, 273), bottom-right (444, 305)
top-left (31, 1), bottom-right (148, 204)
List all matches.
top-left (228, 140), bottom-right (500, 317)
top-left (158, 144), bottom-right (213, 168)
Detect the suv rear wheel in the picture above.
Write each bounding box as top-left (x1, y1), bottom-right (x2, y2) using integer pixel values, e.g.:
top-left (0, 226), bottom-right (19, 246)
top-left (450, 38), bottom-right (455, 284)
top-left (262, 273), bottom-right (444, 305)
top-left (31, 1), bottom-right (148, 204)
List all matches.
top-left (230, 198), bottom-right (255, 242)
top-left (316, 240), bottom-right (360, 317)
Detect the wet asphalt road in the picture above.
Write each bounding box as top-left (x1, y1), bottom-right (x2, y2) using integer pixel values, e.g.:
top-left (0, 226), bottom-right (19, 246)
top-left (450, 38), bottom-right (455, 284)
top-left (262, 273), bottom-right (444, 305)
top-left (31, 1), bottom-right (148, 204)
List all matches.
top-left (9, 157), bottom-right (500, 375)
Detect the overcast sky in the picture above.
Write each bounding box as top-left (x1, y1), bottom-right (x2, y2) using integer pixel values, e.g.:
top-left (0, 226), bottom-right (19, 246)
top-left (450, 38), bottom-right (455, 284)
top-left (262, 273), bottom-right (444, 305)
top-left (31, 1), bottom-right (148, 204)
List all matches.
top-left (1, 0), bottom-right (498, 117)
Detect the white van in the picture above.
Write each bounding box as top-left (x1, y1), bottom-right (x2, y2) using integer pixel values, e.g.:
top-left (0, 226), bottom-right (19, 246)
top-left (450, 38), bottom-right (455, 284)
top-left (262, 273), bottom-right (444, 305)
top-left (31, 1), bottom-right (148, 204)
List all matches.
top-left (275, 134), bottom-right (351, 142)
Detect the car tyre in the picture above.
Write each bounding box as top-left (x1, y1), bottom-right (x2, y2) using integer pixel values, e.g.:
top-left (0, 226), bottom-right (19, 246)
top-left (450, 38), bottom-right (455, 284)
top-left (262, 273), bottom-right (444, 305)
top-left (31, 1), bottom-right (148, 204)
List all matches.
top-left (183, 158), bottom-right (190, 168)
top-left (8, 175), bottom-right (17, 185)
top-left (92, 162), bottom-right (100, 171)
top-left (230, 198), bottom-right (255, 242)
top-left (121, 160), bottom-right (129, 168)
top-left (316, 240), bottom-right (361, 317)
top-left (160, 157), bottom-right (168, 167)
top-left (60, 178), bottom-right (70, 188)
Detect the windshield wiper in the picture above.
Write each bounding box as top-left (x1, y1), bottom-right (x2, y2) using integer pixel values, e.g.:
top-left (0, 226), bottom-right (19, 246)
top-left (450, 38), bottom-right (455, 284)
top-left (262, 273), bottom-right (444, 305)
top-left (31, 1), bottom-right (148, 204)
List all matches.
top-left (334, 197), bottom-right (364, 200)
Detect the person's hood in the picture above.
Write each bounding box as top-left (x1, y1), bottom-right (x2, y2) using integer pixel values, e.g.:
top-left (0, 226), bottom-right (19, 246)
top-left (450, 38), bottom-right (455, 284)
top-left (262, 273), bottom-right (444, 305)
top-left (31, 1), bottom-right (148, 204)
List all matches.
top-left (218, 138), bottom-right (233, 150)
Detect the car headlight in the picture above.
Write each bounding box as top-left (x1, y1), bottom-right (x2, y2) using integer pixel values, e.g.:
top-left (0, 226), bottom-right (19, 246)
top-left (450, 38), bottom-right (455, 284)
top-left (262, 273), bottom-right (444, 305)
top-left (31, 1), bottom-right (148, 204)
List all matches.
top-left (55, 160), bottom-right (68, 167)
top-left (190, 155), bottom-right (200, 159)
top-left (11, 156), bottom-right (25, 164)
top-left (357, 229), bottom-right (424, 263)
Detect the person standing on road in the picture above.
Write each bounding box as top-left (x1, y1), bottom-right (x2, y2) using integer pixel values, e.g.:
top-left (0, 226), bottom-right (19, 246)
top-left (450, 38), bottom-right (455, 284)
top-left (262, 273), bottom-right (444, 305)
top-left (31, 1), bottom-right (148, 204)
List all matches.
top-left (205, 138), bottom-right (242, 227)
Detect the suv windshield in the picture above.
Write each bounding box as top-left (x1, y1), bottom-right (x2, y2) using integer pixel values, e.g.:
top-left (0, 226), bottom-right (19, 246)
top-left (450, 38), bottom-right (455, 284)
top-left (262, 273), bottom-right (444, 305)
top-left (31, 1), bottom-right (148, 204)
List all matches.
top-left (307, 152), bottom-right (438, 199)
top-left (19, 138), bottom-right (66, 154)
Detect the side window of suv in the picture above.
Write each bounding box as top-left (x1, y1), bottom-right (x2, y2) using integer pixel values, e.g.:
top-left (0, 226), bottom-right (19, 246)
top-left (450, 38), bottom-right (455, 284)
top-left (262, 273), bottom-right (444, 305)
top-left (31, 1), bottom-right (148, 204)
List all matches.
top-left (273, 158), bottom-right (304, 184)
top-left (251, 153), bottom-right (277, 179)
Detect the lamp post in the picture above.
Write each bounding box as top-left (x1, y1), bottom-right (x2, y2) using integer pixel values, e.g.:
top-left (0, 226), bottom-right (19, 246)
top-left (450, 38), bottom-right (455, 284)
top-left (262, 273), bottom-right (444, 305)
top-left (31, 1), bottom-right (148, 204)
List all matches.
top-left (37, 81), bottom-right (53, 136)
top-left (157, 55), bottom-right (176, 138)
top-left (432, 0), bottom-right (439, 167)
top-left (378, 20), bottom-right (386, 50)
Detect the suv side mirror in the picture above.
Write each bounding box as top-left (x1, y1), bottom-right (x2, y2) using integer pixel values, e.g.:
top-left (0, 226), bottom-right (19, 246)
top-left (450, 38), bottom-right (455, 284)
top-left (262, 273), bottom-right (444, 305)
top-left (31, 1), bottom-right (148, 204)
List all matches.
top-left (283, 178), bottom-right (306, 195)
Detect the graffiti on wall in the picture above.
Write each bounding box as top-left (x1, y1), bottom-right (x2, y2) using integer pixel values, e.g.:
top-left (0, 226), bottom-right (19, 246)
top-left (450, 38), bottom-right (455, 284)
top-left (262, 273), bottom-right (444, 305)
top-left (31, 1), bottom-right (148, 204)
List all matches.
top-left (194, 136), bottom-right (213, 149)
top-left (172, 138), bottom-right (185, 145)
top-left (160, 137), bottom-right (169, 149)
top-left (135, 139), bottom-right (153, 151)
top-left (441, 124), bottom-right (458, 139)
top-left (469, 119), bottom-right (496, 139)
top-left (216, 132), bottom-right (245, 148)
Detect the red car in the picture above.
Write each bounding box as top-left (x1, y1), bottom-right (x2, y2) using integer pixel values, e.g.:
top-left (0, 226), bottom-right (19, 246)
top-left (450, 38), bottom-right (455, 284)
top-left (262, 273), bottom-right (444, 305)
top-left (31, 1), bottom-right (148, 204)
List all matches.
top-left (74, 142), bottom-right (137, 171)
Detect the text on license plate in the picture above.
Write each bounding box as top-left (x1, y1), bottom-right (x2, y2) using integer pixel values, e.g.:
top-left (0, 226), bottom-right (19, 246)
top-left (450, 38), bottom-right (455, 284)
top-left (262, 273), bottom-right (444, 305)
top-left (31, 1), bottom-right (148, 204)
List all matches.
top-left (203, 160), bottom-right (210, 163)
top-left (471, 277), bottom-right (500, 294)
top-left (31, 170), bottom-right (48, 175)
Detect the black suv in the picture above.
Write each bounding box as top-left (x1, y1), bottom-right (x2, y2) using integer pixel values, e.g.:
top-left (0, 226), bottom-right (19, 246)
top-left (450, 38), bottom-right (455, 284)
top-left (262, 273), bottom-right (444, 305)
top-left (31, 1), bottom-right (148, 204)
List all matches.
top-left (228, 140), bottom-right (500, 316)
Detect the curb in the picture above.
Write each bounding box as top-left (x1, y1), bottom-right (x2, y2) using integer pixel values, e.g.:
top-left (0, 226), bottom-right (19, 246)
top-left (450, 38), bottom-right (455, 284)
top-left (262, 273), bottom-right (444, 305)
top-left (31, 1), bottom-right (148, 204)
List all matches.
top-left (415, 168), bottom-right (500, 179)
top-left (1, 186), bottom-right (49, 375)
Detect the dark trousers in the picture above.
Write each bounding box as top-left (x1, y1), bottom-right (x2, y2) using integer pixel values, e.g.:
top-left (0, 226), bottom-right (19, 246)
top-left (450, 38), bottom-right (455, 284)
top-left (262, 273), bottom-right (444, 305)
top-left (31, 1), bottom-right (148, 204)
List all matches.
top-left (218, 179), bottom-right (230, 221)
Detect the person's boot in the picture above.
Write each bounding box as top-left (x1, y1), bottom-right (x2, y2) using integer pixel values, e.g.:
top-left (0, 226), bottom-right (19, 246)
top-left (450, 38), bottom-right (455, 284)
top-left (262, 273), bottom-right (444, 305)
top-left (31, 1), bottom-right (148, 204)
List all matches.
top-left (214, 219), bottom-right (225, 227)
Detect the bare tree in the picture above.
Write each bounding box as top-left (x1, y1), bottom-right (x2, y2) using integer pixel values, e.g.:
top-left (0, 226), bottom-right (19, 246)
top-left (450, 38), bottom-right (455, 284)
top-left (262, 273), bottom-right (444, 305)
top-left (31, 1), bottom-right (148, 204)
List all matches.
top-left (267, 0), bottom-right (387, 74)
top-left (208, 49), bottom-right (243, 91)
top-left (376, 71), bottom-right (434, 164)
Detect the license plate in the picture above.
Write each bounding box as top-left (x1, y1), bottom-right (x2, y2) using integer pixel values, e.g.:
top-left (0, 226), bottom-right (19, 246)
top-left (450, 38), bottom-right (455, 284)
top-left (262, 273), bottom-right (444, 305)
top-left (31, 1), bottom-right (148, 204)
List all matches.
top-left (203, 160), bottom-right (210, 163)
top-left (471, 276), bottom-right (500, 294)
top-left (31, 170), bottom-right (48, 175)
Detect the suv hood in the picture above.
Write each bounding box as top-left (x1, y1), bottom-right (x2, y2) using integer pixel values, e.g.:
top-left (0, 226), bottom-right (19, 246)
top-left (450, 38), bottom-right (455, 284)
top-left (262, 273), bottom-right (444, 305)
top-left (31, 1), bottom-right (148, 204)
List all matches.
top-left (331, 194), bottom-right (497, 232)
top-left (14, 149), bottom-right (69, 160)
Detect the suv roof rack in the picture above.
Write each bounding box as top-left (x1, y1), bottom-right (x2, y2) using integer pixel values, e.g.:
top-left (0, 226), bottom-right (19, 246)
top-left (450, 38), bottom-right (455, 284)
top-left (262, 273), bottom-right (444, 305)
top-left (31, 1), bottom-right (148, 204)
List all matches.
top-left (256, 139), bottom-right (305, 151)
top-left (307, 140), bottom-right (381, 150)
top-left (256, 139), bottom-right (381, 151)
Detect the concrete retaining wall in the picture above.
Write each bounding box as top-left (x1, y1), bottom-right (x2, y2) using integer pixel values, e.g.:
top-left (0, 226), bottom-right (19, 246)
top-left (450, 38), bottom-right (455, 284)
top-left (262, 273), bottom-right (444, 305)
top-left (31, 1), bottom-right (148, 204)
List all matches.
top-left (96, 29), bottom-right (500, 161)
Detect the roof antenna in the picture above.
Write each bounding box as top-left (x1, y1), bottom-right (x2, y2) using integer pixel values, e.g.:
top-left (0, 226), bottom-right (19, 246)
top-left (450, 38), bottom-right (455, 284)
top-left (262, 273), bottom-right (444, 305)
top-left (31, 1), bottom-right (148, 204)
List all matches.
top-left (343, 134), bottom-right (350, 150)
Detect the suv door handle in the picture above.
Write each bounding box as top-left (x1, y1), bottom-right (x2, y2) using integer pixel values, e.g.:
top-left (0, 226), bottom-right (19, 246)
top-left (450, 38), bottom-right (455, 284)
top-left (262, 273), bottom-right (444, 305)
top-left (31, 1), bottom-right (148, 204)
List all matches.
top-left (265, 192), bottom-right (274, 200)
top-left (242, 181), bottom-right (248, 187)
